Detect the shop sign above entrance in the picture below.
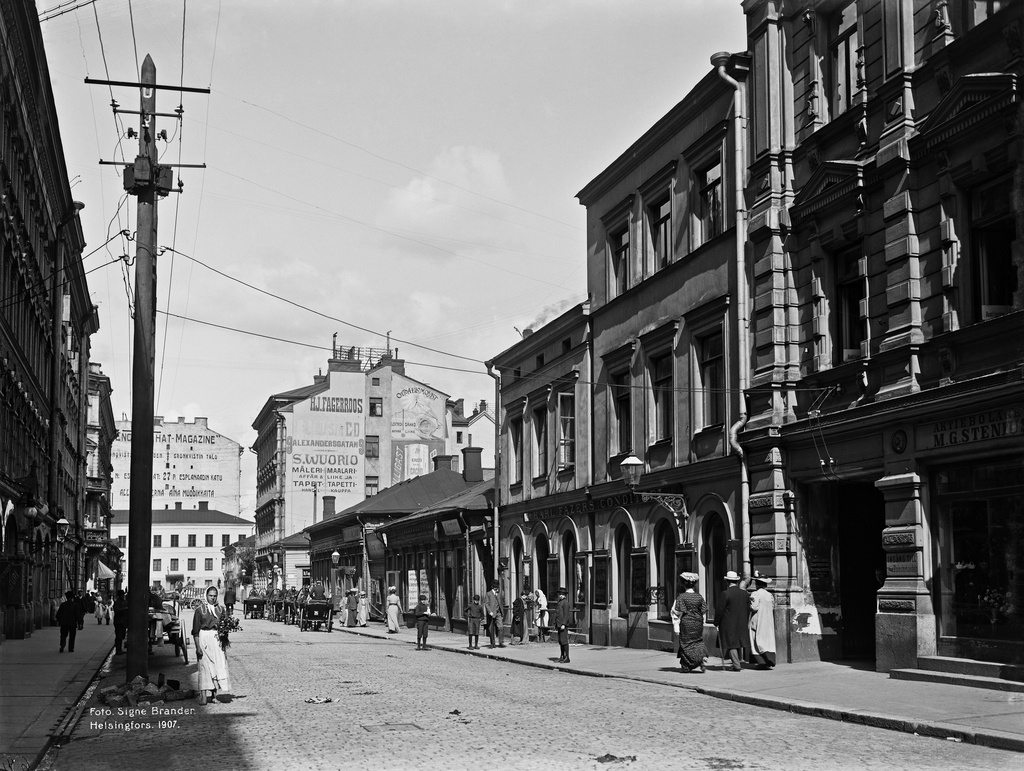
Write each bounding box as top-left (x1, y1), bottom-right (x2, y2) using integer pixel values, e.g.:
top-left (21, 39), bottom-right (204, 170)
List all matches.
top-left (530, 491), bottom-right (645, 522)
top-left (921, 406), bottom-right (1022, 450)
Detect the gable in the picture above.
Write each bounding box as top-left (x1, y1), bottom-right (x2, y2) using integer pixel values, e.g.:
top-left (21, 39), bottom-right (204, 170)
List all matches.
top-left (916, 73), bottom-right (1018, 153)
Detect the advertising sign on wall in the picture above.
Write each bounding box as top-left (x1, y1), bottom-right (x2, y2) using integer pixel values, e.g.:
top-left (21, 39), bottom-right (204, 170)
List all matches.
top-left (390, 374), bottom-right (447, 482)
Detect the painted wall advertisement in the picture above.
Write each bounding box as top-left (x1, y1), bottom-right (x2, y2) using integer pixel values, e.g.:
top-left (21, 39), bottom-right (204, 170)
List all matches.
top-left (287, 369), bottom-right (366, 516)
top-left (391, 374), bottom-right (447, 482)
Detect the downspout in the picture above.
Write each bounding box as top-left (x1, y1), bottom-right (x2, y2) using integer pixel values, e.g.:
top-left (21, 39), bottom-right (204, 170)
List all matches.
top-left (484, 361), bottom-right (500, 584)
top-left (713, 52), bottom-right (751, 578)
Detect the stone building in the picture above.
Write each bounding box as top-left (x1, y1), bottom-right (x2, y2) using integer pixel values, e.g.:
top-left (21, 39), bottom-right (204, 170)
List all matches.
top-left (0, 0), bottom-right (97, 639)
top-left (84, 363), bottom-right (118, 592)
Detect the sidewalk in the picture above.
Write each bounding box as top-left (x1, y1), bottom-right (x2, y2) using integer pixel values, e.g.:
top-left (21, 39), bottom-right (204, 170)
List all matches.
top-left (0, 622), bottom-right (115, 769)
top-left (338, 621), bottom-right (1024, 753)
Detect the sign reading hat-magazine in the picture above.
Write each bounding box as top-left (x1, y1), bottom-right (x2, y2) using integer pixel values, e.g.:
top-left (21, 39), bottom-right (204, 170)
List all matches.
top-left (287, 369), bottom-right (366, 515)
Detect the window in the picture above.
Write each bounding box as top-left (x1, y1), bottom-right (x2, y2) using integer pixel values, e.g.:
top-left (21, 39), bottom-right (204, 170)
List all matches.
top-left (647, 194), bottom-right (672, 270)
top-left (371, 377), bottom-right (380, 386)
top-left (612, 372), bottom-right (632, 453)
top-left (651, 353), bottom-right (674, 442)
top-left (369, 397), bottom-right (384, 417)
top-left (153, 535), bottom-right (162, 548)
top-left (187, 534), bottom-right (196, 548)
top-left (366, 476), bottom-right (379, 497)
top-left (961, 1), bottom-right (1008, 32)
top-left (697, 330), bottom-right (725, 428)
top-left (510, 416), bottom-right (524, 483)
top-left (170, 558), bottom-right (179, 571)
top-left (205, 559), bottom-right (213, 571)
top-left (532, 407), bottom-right (547, 478)
top-left (366, 435), bottom-right (380, 458)
top-left (222, 534), bottom-right (230, 547)
top-left (835, 249), bottom-right (866, 362)
top-left (187, 558), bottom-right (196, 571)
top-left (205, 534), bottom-right (213, 548)
top-left (558, 393), bottom-right (576, 468)
top-left (970, 177), bottom-right (1017, 321)
top-left (536, 353), bottom-right (545, 369)
top-left (117, 536), bottom-right (126, 548)
top-left (153, 559), bottom-right (162, 572)
top-left (170, 534), bottom-right (179, 548)
top-left (456, 431), bottom-right (463, 444)
top-left (654, 520), bottom-right (677, 620)
top-left (697, 160), bottom-right (722, 245)
top-left (611, 225), bottom-right (630, 296)
top-left (828, 1), bottom-right (859, 117)
top-left (614, 525), bottom-right (632, 618)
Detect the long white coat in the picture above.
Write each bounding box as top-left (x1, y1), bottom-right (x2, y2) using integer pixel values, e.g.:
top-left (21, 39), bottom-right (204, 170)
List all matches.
top-left (748, 587), bottom-right (776, 655)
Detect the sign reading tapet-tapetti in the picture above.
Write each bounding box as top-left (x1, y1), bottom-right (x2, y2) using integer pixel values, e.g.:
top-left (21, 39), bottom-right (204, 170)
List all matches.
top-left (287, 369), bottom-right (365, 511)
top-left (390, 374), bottom-right (447, 482)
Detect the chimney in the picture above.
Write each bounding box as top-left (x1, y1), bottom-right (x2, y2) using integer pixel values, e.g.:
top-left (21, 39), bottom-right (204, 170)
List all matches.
top-left (432, 455), bottom-right (456, 471)
top-left (199, 501), bottom-right (209, 511)
top-left (462, 447), bottom-right (483, 483)
top-left (175, 502), bottom-right (183, 510)
top-left (323, 496), bottom-right (336, 519)
top-left (479, 399), bottom-right (487, 414)
top-left (453, 398), bottom-right (465, 418)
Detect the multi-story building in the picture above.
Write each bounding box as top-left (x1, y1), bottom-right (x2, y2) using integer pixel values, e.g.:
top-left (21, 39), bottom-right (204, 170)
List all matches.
top-left (111, 416), bottom-right (243, 515)
top-left (739, 0), bottom-right (1023, 670)
top-left (0, 0), bottom-right (97, 640)
top-left (252, 346), bottom-right (483, 588)
top-left (84, 363), bottom-right (118, 591)
top-left (110, 503), bottom-right (253, 590)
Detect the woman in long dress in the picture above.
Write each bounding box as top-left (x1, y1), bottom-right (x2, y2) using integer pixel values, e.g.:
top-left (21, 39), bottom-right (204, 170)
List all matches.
top-left (748, 574), bottom-right (776, 669)
top-left (533, 587), bottom-right (549, 643)
top-left (671, 572), bottom-right (709, 674)
top-left (386, 586), bottom-right (402, 633)
top-left (357, 590), bottom-right (369, 626)
top-left (192, 586), bottom-right (231, 705)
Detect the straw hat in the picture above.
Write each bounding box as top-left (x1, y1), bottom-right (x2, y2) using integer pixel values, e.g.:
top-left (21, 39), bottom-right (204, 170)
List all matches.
top-left (723, 571), bottom-right (742, 582)
top-left (679, 571), bottom-right (699, 583)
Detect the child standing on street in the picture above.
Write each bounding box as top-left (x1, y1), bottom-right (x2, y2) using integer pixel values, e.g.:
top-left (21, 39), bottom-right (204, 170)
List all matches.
top-left (466, 594), bottom-right (484, 650)
top-left (414, 594), bottom-right (430, 650)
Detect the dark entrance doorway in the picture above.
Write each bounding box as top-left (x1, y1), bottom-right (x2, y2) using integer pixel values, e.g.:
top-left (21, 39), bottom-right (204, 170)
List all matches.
top-left (837, 482), bottom-right (885, 659)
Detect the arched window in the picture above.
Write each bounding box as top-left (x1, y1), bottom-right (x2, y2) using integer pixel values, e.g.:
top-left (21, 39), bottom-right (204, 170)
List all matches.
top-left (614, 525), bottom-right (632, 618)
top-left (562, 530), bottom-right (578, 605)
top-left (654, 520), bottom-right (677, 620)
top-left (511, 537), bottom-right (524, 597)
top-left (534, 535), bottom-right (549, 597)
top-left (702, 513), bottom-right (727, 618)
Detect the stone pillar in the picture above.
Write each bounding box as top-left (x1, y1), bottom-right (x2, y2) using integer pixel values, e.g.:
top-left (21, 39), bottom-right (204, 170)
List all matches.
top-left (874, 472), bottom-right (936, 672)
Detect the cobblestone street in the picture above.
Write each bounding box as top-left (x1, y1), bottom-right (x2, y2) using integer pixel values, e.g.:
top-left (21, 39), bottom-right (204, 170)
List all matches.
top-left (43, 617), bottom-right (1022, 771)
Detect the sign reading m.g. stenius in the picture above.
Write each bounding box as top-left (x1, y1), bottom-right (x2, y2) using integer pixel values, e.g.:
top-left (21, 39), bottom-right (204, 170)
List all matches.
top-left (286, 368), bottom-right (365, 518)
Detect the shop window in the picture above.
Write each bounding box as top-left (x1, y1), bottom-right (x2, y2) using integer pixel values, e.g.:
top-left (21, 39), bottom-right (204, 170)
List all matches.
top-left (834, 248), bottom-right (866, 362)
top-left (827, 0), bottom-right (859, 118)
top-left (696, 159), bottom-right (722, 246)
top-left (696, 329), bottom-right (725, 429)
top-left (366, 476), bottom-right (379, 496)
top-left (557, 392), bottom-right (576, 469)
top-left (654, 519), bottom-right (677, 620)
top-left (205, 534), bottom-right (213, 548)
top-left (153, 559), bottom-right (161, 572)
top-left (205, 558), bottom-right (213, 571)
top-left (969, 177), bottom-right (1017, 322)
top-left (562, 531), bottom-right (580, 606)
top-left (366, 435), bottom-right (380, 458)
top-left (153, 535), bottom-right (162, 548)
top-left (702, 513), bottom-right (727, 620)
top-left (614, 525), bottom-right (633, 619)
top-left (611, 371), bottom-right (632, 454)
top-left (610, 225), bottom-right (630, 297)
top-left (646, 194), bottom-right (672, 271)
top-left (650, 352), bottom-right (674, 443)
top-left (187, 558), bottom-right (196, 571)
top-left (369, 398), bottom-right (384, 417)
top-left (188, 534), bottom-right (196, 548)
top-left (510, 416), bottom-right (524, 484)
top-left (532, 407), bottom-right (547, 479)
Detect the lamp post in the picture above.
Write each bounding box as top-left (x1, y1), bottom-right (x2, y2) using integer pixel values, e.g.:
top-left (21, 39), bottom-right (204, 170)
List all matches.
top-left (619, 454), bottom-right (689, 531)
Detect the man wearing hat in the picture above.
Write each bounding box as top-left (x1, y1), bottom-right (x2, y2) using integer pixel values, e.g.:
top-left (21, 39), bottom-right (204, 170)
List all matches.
top-left (748, 573), bottom-right (776, 669)
top-left (553, 587), bottom-right (573, 663)
top-left (482, 580), bottom-right (505, 648)
top-left (714, 570), bottom-right (750, 671)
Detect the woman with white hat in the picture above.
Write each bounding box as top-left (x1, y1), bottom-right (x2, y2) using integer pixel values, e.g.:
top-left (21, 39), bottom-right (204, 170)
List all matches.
top-left (670, 572), bottom-right (708, 673)
top-left (713, 570), bottom-right (750, 671)
top-left (748, 573), bottom-right (776, 669)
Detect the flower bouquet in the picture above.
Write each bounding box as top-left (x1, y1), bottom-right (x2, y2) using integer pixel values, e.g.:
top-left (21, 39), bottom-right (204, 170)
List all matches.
top-left (217, 612), bottom-right (242, 651)
top-left (982, 588), bottom-right (1009, 620)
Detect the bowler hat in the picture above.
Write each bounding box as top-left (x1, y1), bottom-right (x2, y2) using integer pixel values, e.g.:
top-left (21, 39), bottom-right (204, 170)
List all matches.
top-left (723, 571), bottom-right (741, 582)
top-left (557, 586), bottom-right (568, 595)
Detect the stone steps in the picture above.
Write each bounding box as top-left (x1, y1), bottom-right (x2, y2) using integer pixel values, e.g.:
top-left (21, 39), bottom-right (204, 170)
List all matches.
top-left (889, 656), bottom-right (1024, 692)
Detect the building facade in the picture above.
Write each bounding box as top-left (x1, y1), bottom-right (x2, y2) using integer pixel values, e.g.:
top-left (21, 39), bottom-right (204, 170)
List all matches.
top-left (1, 0), bottom-right (97, 640)
top-left (739, 0), bottom-right (1023, 669)
top-left (84, 363), bottom-right (118, 592)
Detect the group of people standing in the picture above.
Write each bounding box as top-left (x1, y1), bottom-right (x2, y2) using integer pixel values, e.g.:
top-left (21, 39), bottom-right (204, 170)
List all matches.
top-left (671, 570), bottom-right (776, 673)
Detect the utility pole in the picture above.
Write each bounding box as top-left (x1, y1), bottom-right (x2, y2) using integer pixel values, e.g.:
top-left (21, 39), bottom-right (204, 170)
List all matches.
top-left (87, 56), bottom-right (209, 683)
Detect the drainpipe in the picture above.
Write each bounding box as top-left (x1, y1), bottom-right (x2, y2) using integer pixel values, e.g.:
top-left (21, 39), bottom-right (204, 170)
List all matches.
top-left (484, 361), bottom-right (501, 584)
top-left (713, 52), bottom-right (751, 578)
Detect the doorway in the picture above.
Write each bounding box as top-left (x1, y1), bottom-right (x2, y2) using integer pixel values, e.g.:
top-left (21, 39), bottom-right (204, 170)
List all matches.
top-left (837, 482), bottom-right (885, 659)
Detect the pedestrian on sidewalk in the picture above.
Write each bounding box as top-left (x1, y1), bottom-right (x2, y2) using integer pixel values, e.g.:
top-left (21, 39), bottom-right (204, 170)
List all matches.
top-left (56, 591), bottom-right (79, 653)
top-left (466, 594), bottom-right (483, 649)
top-left (346, 590), bottom-right (359, 628)
top-left (74, 590), bottom-right (87, 630)
top-left (357, 590), bottom-right (369, 626)
top-left (671, 572), bottom-right (708, 674)
top-left (94, 596), bottom-right (110, 625)
top-left (553, 587), bottom-right (573, 663)
top-left (112, 590), bottom-right (128, 654)
top-left (483, 580), bottom-right (505, 648)
top-left (510, 589), bottom-right (529, 645)
top-left (386, 586), bottom-right (402, 633)
top-left (224, 584), bottom-right (237, 615)
top-left (533, 586), bottom-right (549, 643)
top-left (192, 585), bottom-right (231, 705)
top-left (414, 594), bottom-right (431, 650)
top-left (714, 571), bottom-right (750, 672)
top-left (748, 573), bottom-right (776, 669)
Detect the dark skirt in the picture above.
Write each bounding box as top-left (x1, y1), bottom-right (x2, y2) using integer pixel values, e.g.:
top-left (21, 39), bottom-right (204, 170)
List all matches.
top-left (511, 617), bottom-right (524, 637)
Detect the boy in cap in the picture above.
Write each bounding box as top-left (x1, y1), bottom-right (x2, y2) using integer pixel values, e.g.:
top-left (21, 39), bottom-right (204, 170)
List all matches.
top-left (414, 594), bottom-right (431, 650)
top-left (466, 593), bottom-right (484, 649)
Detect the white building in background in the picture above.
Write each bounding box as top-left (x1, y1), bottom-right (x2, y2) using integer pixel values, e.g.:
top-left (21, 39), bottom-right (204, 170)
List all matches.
top-left (112, 416), bottom-right (243, 515)
top-left (110, 503), bottom-right (254, 590)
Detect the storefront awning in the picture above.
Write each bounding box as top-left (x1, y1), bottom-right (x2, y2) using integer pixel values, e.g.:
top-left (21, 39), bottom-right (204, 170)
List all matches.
top-left (96, 561), bottom-right (116, 580)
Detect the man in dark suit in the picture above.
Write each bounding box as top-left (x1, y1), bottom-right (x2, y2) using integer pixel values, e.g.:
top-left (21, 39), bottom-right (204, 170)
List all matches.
top-left (553, 587), bottom-right (573, 663)
top-left (482, 580), bottom-right (505, 648)
top-left (56, 591), bottom-right (79, 652)
top-left (714, 570), bottom-right (750, 671)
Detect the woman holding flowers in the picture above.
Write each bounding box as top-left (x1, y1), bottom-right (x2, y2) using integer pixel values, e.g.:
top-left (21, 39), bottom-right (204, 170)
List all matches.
top-left (192, 586), bottom-right (232, 704)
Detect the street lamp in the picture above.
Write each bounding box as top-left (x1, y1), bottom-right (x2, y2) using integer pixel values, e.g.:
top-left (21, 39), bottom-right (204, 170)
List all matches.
top-left (618, 454), bottom-right (689, 531)
top-left (331, 550), bottom-right (340, 566)
top-left (55, 517), bottom-right (71, 543)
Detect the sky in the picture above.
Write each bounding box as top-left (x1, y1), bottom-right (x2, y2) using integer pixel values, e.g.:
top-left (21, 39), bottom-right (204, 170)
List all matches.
top-left (40, 0), bottom-right (747, 518)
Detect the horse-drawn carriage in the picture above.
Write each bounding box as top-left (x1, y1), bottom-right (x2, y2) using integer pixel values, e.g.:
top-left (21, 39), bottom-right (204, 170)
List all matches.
top-left (175, 585), bottom-right (207, 611)
top-left (243, 589), bottom-right (267, 619)
top-left (299, 599), bottom-right (333, 632)
top-left (148, 600), bottom-right (189, 662)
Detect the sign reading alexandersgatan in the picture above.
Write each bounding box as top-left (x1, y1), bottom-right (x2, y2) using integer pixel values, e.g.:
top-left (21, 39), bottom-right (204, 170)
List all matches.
top-left (112, 417), bottom-right (242, 513)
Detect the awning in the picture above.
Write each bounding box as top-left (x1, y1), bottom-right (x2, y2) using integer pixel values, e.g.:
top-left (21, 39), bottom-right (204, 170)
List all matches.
top-left (96, 561), bottom-right (116, 580)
